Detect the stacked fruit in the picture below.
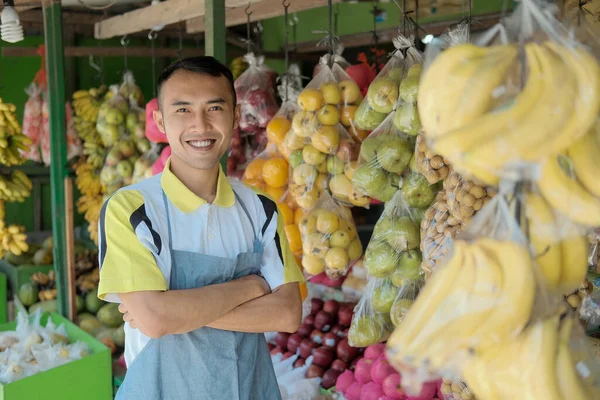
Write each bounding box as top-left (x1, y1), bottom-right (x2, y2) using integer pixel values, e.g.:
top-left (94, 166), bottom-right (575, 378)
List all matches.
top-left (443, 171), bottom-right (495, 227)
top-left (299, 193), bottom-right (362, 278)
top-left (0, 224), bottom-right (28, 258)
top-left (414, 134), bottom-right (450, 185)
top-left (269, 298), bottom-right (360, 388)
top-left (420, 191), bottom-right (459, 276)
top-left (286, 67), bottom-right (365, 209)
top-left (565, 279), bottom-right (594, 311)
top-left (0, 170), bottom-right (32, 203)
top-left (0, 98), bottom-right (32, 166)
top-left (72, 86), bottom-right (105, 125)
top-left (420, 40), bottom-right (600, 186)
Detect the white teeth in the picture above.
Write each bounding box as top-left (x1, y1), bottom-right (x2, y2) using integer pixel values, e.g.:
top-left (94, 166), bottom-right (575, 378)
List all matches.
top-left (188, 140), bottom-right (213, 148)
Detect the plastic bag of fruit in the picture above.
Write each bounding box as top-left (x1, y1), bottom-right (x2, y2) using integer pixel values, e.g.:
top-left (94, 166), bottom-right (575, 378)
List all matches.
top-left (96, 85), bottom-right (128, 148)
top-left (438, 379), bottom-right (477, 400)
top-left (21, 83), bottom-right (43, 162)
top-left (118, 71), bottom-right (144, 108)
top-left (390, 278), bottom-right (423, 328)
top-left (364, 191), bottom-right (423, 281)
top-left (39, 100), bottom-right (81, 166)
top-left (348, 277), bottom-right (395, 348)
top-left (243, 144), bottom-right (289, 202)
top-left (351, 113), bottom-right (411, 202)
top-left (132, 144), bottom-right (161, 184)
top-left (299, 191), bottom-right (362, 279)
top-left (443, 170), bottom-right (496, 227)
top-left (419, 0), bottom-right (600, 187)
top-left (266, 101), bottom-right (300, 160)
top-left (387, 191), bottom-right (558, 393)
top-left (145, 98), bottom-right (167, 143)
top-left (235, 53), bottom-right (278, 137)
top-left (414, 133), bottom-right (450, 185)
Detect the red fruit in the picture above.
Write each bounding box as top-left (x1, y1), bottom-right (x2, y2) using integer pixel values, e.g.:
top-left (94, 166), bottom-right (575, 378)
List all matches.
top-left (267, 343), bottom-right (275, 351)
top-left (282, 351), bottom-right (295, 360)
top-left (371, 358), bottom-right (396, 384)
top-left (312, 346), bottom-right (334, 368)
top-left (331, 324), bottom-right (345, 338)
top-left (314, 311), bottom-right (334, 332)
top-left (297, 323), bottom-right (313, 338)
top-left (331, 359), bottom-right (348, 372)
top-left (349, 357), bottom-right (360, 371)
top-left (305, 364), bottom-right (325, 379)
top-left (270, 346), bottom-right (283, 356)
top-left (310, 329), bottom-right (324, 345)
top-left (304, 315), bottom-right (315, 326)
top-left (343, 327), bottom-right (350, 337)
top-left (323, 332), bottom-right (341, 349)
top-left (322, 369), bottom-right (342, 389)
top-left (299, 339), bottom-right (319, 359)
top-left (336, 338), bottom-right (359, 363)
top-left (345, 382), bottom-right (363, 400)
top-left (311, 298), bottom-right (324, 315)
top-left (323, 299), bottom-right (340, 315)
top-left (335, 369), bottom-right (355, 393)
top-left (354, 358), bottom-right (374, 384)
top-left (287, 334), bottom-right (303, 354)
top-left (293, 358), bottom-right (306, 368)
top-left (362, 382), bottom-right (385, 400)
top-left (338, 306), bottom-right (354, 327)
top-left (365, 343), bottom-right (386, 360)
top-left (275, 332), bottom-right (291, 350)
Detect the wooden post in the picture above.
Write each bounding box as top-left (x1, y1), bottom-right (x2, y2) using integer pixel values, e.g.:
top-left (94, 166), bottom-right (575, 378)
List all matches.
top-left (64, 177), bottom-right (77, 322)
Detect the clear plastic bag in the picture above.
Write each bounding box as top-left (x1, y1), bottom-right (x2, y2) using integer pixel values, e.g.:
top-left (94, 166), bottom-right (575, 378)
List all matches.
top-left (390, 278), bottom-right (423, 328)
top-left (299, 191), bottom-right (362, 278)
top-left (443, 171), bottom-right (496, 227)
top-left (96, 85), bottom-right (128, 148)
top-left (364, 191), bottom-right (422, 280)
top-left (21, 83), bottom-right (43, 162)
top-left (352, 113), bottom-right (410, 202)
top-left (420, 0), bottom-right (600, 187)
top-left (266, 101), bottom-right (300, 160)
top-left (392, 36), bottom-right (423, 137)
top-left (118, 71), bottom-right (144, 108)
top-left (132, 145), bottom-right (161, 184)
top-left (243, 144), bottom-right (289, 200)
top-left (347, 278), bottom-right (394, 348)
top-left (415, 133), bottom-right (450, 185)
top-left (439, 379), bottom-right (477, 400)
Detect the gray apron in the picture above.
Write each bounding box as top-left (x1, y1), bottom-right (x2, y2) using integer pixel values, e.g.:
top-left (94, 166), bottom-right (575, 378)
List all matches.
top-left (115, 190), bottom-right (281, 400)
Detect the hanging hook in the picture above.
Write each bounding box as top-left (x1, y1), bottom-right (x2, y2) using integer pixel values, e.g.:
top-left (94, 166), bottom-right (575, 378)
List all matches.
top-left (245, 2), bottom-right (252, 16)
top-left (148, 30), bottom-right (158, 41)
top-left (245, 3), bottom-right (253, 54)
top-left (282, 0), bottom-right (289, 7)
top-left (121, 35), bottom-right (129, 73)
top-left (120, 35), bottom-right (130, 47)
top-left (148, 30), bottom-right (158, 98)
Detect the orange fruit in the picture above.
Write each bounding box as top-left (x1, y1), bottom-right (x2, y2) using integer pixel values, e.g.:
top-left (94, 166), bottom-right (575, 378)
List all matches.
top-left (262, 158), bottom-right (289, 188)
top-left (278, 202), bottom-right (294, 225)
top-left (266, 116), bottom-right (292, 146)
top-left (242, 179), bottom-right (265, 191)
top-left (245, 158), bottom-right (266, 181)
top-left (265, 185), bottom-right (286, 202)
top-left (294, 208), bottom-right (306, 225)
top-left (285, 224), bottom-right (302, 254)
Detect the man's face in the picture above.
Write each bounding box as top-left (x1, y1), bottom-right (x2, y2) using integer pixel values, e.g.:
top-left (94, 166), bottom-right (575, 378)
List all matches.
top-left (153, 70), bottom-right (239, 171)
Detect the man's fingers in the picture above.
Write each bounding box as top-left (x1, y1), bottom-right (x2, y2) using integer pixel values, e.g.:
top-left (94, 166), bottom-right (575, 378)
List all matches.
top-left (118, 303), bottom-right (128, 313)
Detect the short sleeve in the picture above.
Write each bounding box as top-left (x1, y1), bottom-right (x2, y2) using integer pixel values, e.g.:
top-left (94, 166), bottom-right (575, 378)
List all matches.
top-left (97, 189), bottom-right (167, 302)
top-left (255, 193), bottom-right (305, 290)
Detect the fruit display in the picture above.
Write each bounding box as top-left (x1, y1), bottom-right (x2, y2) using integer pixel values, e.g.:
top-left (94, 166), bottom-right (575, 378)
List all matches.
top-left (0, 309), bottom-right (91, 384)
top-left (0, 224), bottom-right (29, 258)
top-left (352, 113), bottom-right (411, 202)
top-left (0, 170), bottom-right (32, 203)
top-left (285, 60), bottom-right (365, 209)
top-left (443, 171), bottom-right (495, 227)
top-left (0, 98), bottom-right (32, 167)
top-left (414, 134), bottom-right (450, 185)
top-left (419, 4), bottom-right (600, 187)
top-left (565, 279), bottom-right (594, 311)
top-left (21, 83), bottom-right (43, 162)
top-left (299, 192), bottom-right (362, 278)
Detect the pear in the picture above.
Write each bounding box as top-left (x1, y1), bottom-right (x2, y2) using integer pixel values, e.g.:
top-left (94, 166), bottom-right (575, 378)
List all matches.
top-left (393, 102), bottom-right (421, 136)
top-left (367, 78), bottom-right (400, 114)
top-left (393, 249), bottom-right (423, 282)
top-left (371, 280), bottom-right (399, 313)
top-left (377, 135), bottom-right (412, 174)
top-left (359, 135), bottom-right (383, 162)
top-left (352, 163), bottom-right (388, 198)
top-left (355, 100), bottom-right (387, 131)
top-left (365, 241), bottom-right (398, 278)
top-left (402, 172), bottom-right (437, 208)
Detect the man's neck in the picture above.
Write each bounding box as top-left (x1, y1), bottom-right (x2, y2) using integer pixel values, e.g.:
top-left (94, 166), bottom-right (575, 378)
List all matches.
top-left (170, 157), bottom-right (219, 203)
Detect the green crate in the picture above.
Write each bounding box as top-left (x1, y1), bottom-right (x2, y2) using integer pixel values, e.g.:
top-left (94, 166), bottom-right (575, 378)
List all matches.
top-left (0, 260), bottom-right (53, 298)
top-left (0, 312), bottom-right (113, 400)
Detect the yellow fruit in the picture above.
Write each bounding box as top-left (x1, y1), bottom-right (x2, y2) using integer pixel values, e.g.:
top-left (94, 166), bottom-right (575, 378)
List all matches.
top-left (317, 211), bottom-right (339, 234)
top-left (245, 159), bottom-right (266, 181)
top-left (344, 161), bottom-right (358, 181)
top-left (303, 254), bottom-right (326, 275)
top-left (317, 104), bottom-right (341, 126)
top-left (339, 80), bottom-right (362, 104)
top-left (266, 116), bottom-right (291, 145)
top-left (278, 202), bottom-right (295, 225)
top-left (283, 131), bottom-right (308, 150)
top-left (312, 125), bottom-right (340, 155)
top-left (265, 186), bottom-right (286, 202)
top-left (302, 145), bottom-right (327, 165)
top-left (293, 164), bottom-right (318, 186)
top-left (298, 88), bottom-right (325, 111)
top-left (292, 111), bottom-right (319, 138)
top-left (348, 238), bottom-right (363, 261)
top-left (340, 105), bottom-right (358, 127)
top-left (295, 208), bottom-right (306, 225)
top-left (305, 232), bottom-right (330, 257)
top-left (299, 214), bottom-right (317, 235)
top-left (262, 158), bottom-right (289, 188)
top-left (285, 225), bottom-right (302, 254)
top-left (325, 247), bottom-right (349, 271)
top-left (330, 229), bottom-right (351, 249)
top-left (320, 82), bottom-right (342, 105)
top-left (339, 219), bottom-right (357, 240)
top-left (315, 174), bottom-right (329, 192)
top-left (317, 161), bottom-right (328, 173)
top-left (296, 187), bottom-right (320, 210)
top-left (243, 179), bottom-right (265, 190)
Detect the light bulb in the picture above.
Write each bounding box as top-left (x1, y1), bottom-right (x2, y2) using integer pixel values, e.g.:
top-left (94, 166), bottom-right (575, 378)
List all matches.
top-left (422, 34), bottom-right (435, 44)
top-left (1, 6), bottom-right (24, 43)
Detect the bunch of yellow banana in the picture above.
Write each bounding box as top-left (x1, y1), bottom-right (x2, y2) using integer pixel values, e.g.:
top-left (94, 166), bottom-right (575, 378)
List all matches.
top-left (462, 314), bottom-right (599, 400)
top-left (0, 170), bottom-right (32, 202)
top-left (387, 237), bottom-right (536, 375)
top-left (72, 86), bottom-right (105, 124)
top-left (537, 122), bottom-right (600, 229)
top-left (524, 192), bottom-right (589, 294)
top-left (73, 116), bottom-right (101, 144)
top-left (419, 42), bottom-right (600, 186)
top-left (0, 224), bottom-right (28, 257)
top-left (75, 160), bottom-right (104, 197)
top-left (82, 141), bottom-right (106, 170)
top-left (0, 98), bottom-right (32, 167)
top-left (77, 193), bottom-right (103, 244)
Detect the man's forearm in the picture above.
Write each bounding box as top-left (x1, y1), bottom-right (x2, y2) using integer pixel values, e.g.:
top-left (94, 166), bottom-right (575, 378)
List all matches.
top-left (207, 282), bottom-right (302, 333)
top-left (120, 275), bottom-right (268, 338)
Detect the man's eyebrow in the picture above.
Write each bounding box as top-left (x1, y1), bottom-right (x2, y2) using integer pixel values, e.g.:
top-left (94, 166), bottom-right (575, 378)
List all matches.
top-left (206, 98), bottom-right (227, 104)
top-left (171, 100), bottom-right (192, 106)
top-left (170, 98), bottom-right (227, 106)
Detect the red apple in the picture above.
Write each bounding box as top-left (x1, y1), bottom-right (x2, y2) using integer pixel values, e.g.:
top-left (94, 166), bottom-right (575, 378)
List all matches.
top-left (275, 332), bottom-right (291, 350)
top-left (297, 323), bottom-right (313, 338)
top-left (331, 359), bottom-right (348, 372)
top-left (311, 298), bottom-right (324, 315)
top-left (314, 311), bottom-right (334, 332)
top-left (331, 324), bottom-right (345, 338)
top-left (310, 329), bottom-right (324, 345)
top-left (322, 369), bottom-right (343, 389)
top-left (299, 339), bottom-right (319, 359)
top-left (338, 306), bottom-right (354, 327)
top-left (306, 364), bottom-right (325, 379)
top-left (349, 357), bottom-right (361, 371)
top-left (282, 351), bottom-right (295, 360)
top-left (323, 299), bottom-right (341, 316)
top-left (293, 358), bottom-right (306, 368)
top-left (267, 343), bottom-right (275, 351)
top-left (323, 332), bottom-right (341, 348)
top-left (270, 346), bottom-right (283, 356)
top-left (304, 315), bottom-right (315, 326)
top-left (337, 338), bottom-right (359, 363)
top-left (287, 333), bottom-right (303, 354)
top-left (313, 346), bottom-right (335, 368)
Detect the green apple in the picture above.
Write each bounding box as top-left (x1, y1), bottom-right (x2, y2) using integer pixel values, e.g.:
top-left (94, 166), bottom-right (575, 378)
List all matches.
top-left (399, 66), bottom-right (420, 103)
top-left (327, 155), bottom-right (345, 175)
top-left (355, 100), bottom-right (387, 130)
top-left (352, 163), bottom-right (388, 197)
top-left (383, 216), bottom-right (420, 250)
top-left (377, 135), bottom-right (412, 173)
top-left (402, 172), bottom-right (437, 208)
top-left (365, 241), bottom-right (398, 278)
top-left (390, 298), bottom-right (414, 327)
top-left (371, 279), bottom-right (399, 313)
top-left (393, 102), bottom-right (421, 136)
top-left (394, 249), bottom-right (423, 281)
top-left (367, 78), bottom-right (400, 114)
top-left (289, 150), bottom-right (303, 168)
top-left (359, 135), bottom-right (383, 162)
top-left (348, 315), bottom-right (387, 347)
top-left (378, 180), bottom-right (398, 202)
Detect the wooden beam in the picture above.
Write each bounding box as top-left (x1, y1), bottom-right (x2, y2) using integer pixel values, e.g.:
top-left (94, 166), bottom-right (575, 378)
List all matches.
top-left (294, 12), bottom-right (503, 53)
top-left (94, 0), bottom-right (254, 39)
top-left (186, 0), bottom-right (341, 34)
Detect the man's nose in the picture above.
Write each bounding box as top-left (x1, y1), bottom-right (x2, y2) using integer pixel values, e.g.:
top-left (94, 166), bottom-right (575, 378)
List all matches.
top-left (192, 111), bottom-right (211, 132)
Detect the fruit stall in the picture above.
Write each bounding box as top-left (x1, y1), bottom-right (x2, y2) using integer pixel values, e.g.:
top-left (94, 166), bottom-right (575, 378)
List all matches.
top-left (0, 0), bottom-right (600, 399)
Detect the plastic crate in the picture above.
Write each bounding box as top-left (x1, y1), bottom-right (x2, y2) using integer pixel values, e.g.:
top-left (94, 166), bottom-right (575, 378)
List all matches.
top-left (0, 260), bottom-right (53, 298)
top-left (0, 312), bottom-right (113, 400)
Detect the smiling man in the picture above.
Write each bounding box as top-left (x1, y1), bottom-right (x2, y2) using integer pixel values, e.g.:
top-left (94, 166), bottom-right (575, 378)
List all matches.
top-left (97, 57), bottom-right (304, 399)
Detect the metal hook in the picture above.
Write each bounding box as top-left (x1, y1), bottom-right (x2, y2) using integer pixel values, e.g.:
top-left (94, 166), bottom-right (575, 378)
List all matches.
top-left (245, 2), bottom-right (252, 16)
top-left (89, 55), bottom-right (102, 73)
top-left (120, 35), bottom-right (130, 47)
top-left (148, 30), bottom-right (158, 41)
top-left (282, 0), bottom-right (289, 7)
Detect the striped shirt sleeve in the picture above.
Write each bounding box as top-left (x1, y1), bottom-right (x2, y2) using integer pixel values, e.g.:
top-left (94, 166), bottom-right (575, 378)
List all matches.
top-left (254, 192), bottom-right (305, 290)
top-left (97, 189), bottom-right (167, 302)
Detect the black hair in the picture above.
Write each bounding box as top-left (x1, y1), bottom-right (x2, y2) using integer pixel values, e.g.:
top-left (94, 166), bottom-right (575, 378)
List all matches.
top-left (157, 56), bottom-right (236, 107)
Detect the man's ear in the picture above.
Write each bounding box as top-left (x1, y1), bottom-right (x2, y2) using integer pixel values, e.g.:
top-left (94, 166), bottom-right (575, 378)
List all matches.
top-left (232, 104), bottom-right (241, 130)
top-left (153, 109), bottom-right (166, 134)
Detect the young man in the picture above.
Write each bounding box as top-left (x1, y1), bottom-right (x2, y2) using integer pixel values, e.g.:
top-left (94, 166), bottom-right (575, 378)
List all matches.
top-left (97, 56), bottom-right (304, 399)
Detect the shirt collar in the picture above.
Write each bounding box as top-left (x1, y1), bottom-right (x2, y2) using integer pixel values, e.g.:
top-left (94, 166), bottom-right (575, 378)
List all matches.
top-left (161, 158), bottom-right (235, 213)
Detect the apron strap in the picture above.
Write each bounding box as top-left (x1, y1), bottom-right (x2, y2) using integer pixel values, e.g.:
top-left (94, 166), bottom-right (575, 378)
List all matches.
top-left (234, 191), bottom-right (258, 243)
top-left (161, 190), bottom-right (174, 251)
